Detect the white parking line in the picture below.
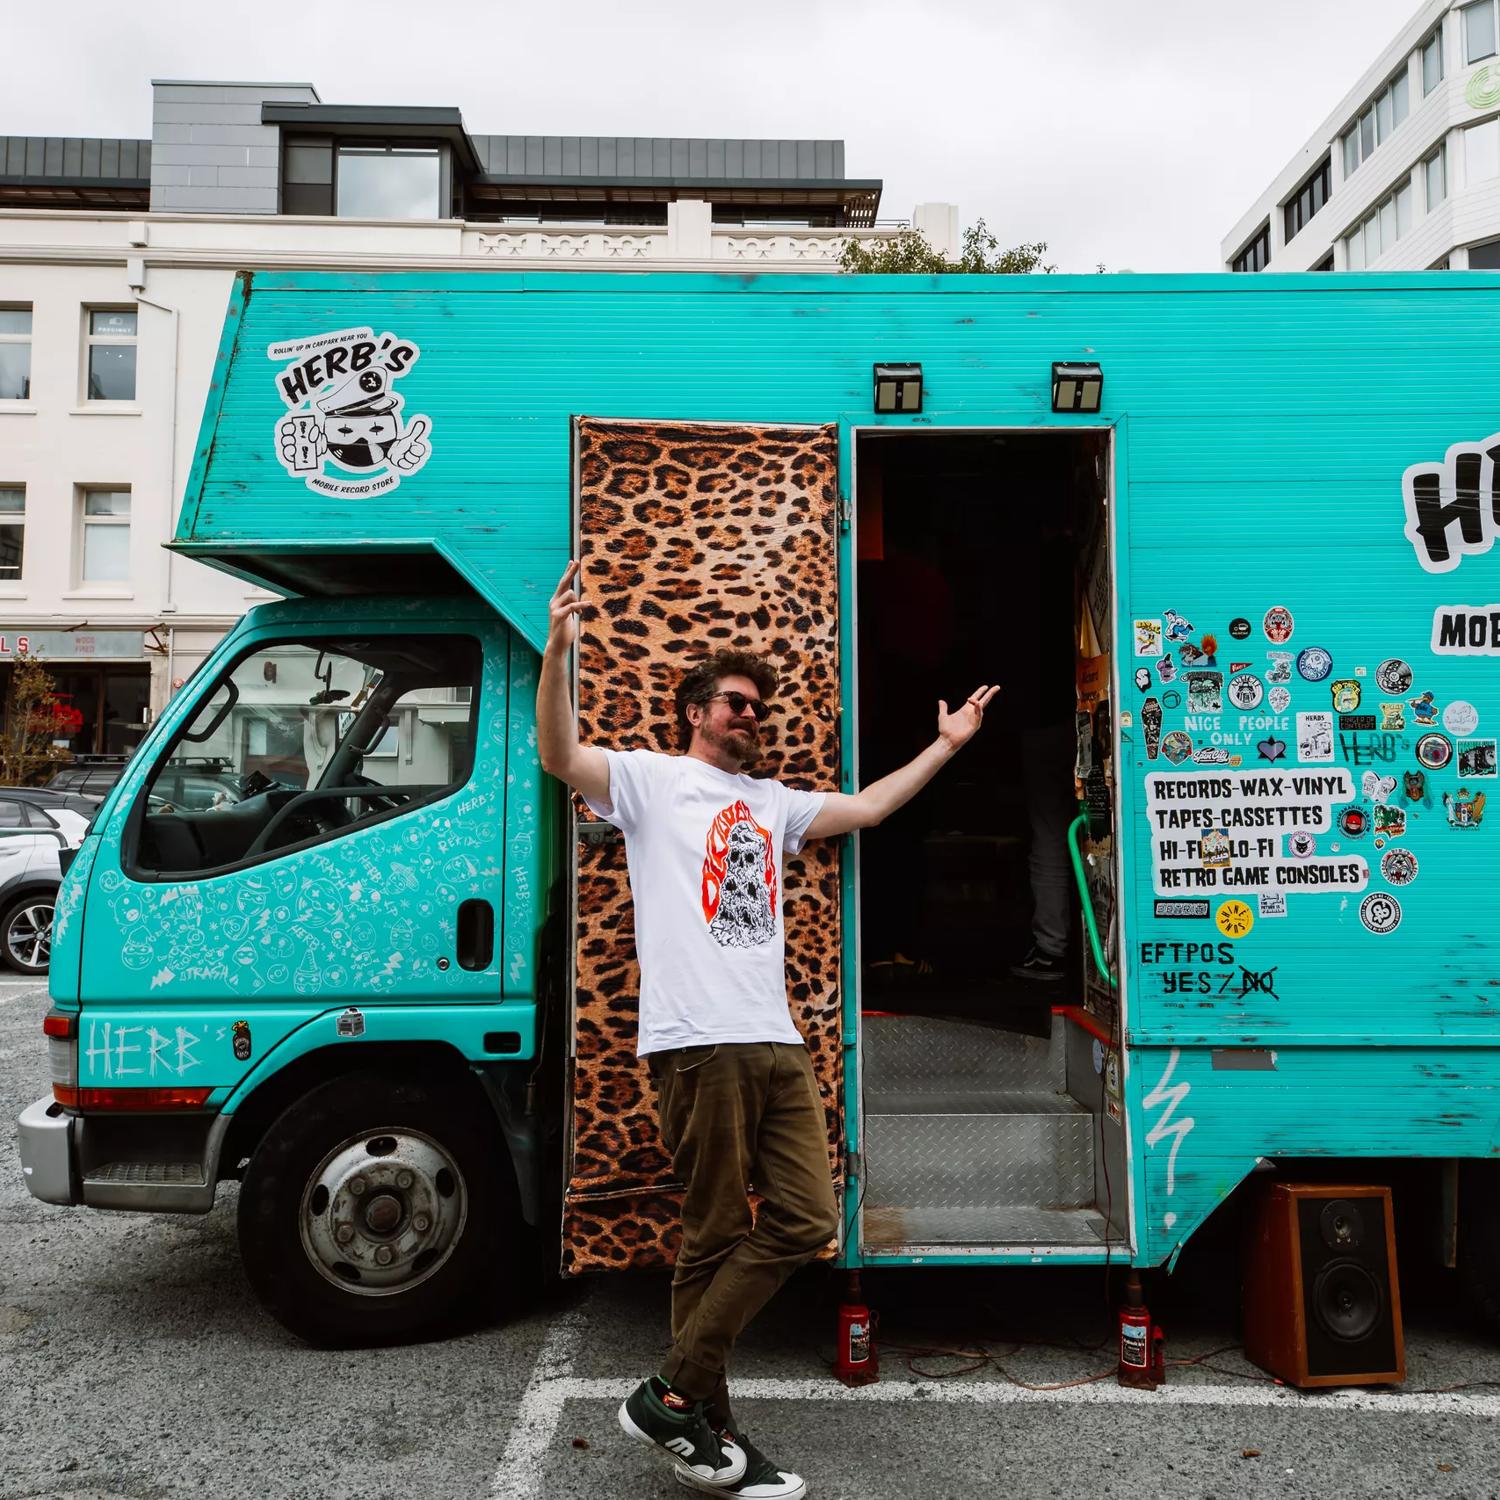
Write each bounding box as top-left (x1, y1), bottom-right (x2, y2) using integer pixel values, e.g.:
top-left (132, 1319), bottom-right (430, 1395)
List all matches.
top-left (490, 1303), bottom-right (592, 1500)
top-left (489, 1369), bottom-right (1500, 1499)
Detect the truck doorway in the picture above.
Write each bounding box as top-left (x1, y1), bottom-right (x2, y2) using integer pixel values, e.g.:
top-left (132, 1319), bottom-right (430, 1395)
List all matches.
top-left (854, 428), bottom-right (1125, 1255)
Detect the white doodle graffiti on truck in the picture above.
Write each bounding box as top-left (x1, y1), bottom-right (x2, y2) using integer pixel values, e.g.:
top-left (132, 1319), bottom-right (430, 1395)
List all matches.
top-left (1142, 1048), bottom-right (1195, 1233)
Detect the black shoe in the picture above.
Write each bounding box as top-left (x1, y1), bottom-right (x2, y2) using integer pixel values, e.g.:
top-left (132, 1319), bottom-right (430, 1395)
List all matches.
top-left (618, 1379), bottom-right (747, 1486)
top-left (675, 1427), bottom-right (807, 1498)
top-left (1009, 945), bottom-right (1066, 981)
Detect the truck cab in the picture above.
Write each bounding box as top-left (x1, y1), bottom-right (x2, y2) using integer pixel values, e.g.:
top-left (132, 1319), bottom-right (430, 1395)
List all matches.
top-left (20, 592), bottom-right (561, 1342)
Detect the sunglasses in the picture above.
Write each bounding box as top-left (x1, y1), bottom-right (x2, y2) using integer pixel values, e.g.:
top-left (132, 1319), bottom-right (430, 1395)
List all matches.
top-left (703, 690), bottom-right (776, 724)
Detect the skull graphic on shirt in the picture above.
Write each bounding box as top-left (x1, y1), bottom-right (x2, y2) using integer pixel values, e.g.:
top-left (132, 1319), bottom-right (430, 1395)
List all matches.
top-left (702, 800), bottom-right (777, 949)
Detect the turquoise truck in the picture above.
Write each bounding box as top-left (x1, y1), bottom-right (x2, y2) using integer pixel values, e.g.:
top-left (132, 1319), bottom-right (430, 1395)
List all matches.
top-left (18, 269), bottom-right (1500, 1350)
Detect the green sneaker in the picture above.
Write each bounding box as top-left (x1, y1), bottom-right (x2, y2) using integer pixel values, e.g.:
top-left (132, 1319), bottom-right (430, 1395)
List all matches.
top-left (674, 1428), bottom-right (807, 1499)
top-left (618, 1379), bottom-right (747, 1486)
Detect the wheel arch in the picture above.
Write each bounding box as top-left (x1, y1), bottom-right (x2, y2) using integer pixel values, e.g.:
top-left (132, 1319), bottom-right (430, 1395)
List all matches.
top-left (221, 1042), bottom-right (492, 1177)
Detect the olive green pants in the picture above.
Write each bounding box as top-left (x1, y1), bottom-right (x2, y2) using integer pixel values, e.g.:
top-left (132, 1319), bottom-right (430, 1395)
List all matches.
top-left (648, 1040), bottom-right (840, 1422)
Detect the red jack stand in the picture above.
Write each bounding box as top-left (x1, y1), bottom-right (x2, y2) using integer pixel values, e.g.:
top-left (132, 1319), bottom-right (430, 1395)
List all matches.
top-left (1117, 1269), bottom-right (1166, 1390)
top-left (833, 1270), bottom-right (879, 1387)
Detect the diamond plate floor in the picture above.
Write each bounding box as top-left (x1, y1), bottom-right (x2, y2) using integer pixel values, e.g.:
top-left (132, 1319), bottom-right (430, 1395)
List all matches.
top-left (859, 1012), bottom-right (1108, 1247)
top-left (862, 1111), bottom-right (1095, 1210)
top-left (861, 1204), bottom-right (1113, 1250)
top-left (866, 1089), bottom-right (1087, 1115)
top-left (863, 1013), bottom-right (1066, 1095)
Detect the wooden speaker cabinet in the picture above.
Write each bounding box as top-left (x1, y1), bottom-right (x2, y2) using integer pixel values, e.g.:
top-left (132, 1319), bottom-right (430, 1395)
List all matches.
top-left (1243, 1182), bottom-right (1404, 1388)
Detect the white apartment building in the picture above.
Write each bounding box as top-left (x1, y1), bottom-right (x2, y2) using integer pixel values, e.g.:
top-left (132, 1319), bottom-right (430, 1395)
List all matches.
top-left (0, 79), bottom-right (955, 758)
top-left (1223, 0), bottom-right (1500, 272)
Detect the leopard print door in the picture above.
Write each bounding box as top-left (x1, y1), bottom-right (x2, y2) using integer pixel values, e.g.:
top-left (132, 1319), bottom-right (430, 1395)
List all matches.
top-left (566, 418), bottom-right (843, 1273)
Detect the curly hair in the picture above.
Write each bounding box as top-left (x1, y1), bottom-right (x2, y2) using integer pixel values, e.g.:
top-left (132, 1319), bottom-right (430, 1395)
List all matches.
top-left (674, 648), bottom-right (779, 749)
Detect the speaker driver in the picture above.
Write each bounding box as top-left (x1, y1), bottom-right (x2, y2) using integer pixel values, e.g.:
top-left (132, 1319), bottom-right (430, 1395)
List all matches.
top-left (1312, 1258), bottom-right (1382, 1342)
top-left (1320, 1198), bottom-right (1365, 1250)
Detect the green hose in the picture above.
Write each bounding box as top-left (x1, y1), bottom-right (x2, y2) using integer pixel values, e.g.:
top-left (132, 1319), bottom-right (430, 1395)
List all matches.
top-left (1068, 811), bottom-right (1118, 989)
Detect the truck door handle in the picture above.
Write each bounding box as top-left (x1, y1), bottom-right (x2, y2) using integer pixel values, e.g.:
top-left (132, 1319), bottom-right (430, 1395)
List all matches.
top-left (457, 898), bottom-right (494, 972)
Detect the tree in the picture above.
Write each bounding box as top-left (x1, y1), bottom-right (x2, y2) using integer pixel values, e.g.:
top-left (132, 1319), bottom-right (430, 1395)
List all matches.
top-left (0, 653), bottom-right (78, 785)
top-left (840, 218), bottom-right (1056, 275)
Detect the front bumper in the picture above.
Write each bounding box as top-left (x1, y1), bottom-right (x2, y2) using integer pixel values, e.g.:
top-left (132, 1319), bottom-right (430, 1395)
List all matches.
top-left (17, 1095), bottom-right (79, 1205)
top-left (17, 1094), bottom-right (224, 1212)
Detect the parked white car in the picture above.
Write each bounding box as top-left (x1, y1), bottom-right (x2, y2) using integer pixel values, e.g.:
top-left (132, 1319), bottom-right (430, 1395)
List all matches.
top-left (0, 795), bottom-right (86, 975)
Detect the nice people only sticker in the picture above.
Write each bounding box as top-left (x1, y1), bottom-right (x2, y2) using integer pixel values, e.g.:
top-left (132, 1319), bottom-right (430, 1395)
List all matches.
top-left (269, 327), bottom-right (432, 496)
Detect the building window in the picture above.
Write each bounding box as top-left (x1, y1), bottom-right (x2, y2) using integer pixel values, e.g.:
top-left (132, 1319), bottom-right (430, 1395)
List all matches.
top-left (1341, 70), bottom-right (1411, 177)
top-left (0, 487), bottom-right (23, 581)
top-left (1283, 157), bottom-right (1331, 243)
top-left (1426, 144), bottom-right (1448, 210)
top-left (0, 307), bottom-right (31, 401)
top-left (1423, 28), bottom-right (1445, 92)
top-left (1312, 252), bottom-right (1335, 271)
top-left (85, 309), bottom-right (137, 401)
top-left (1464, 0), bottom-right (1497, 63)
top-left (1469, 237), bottom-right (1500, 268)
top-left (282, 136), bottom-right (334, 215)
top-left (1467, 116), bottom-right (1500, 182)
top-left (1231, 222), bottom-right (1271, 273)
top-left (336, 146), bottom-right (441, 219)
top-left (79, 487), bottom-right (131, 583)
top-left (1344, 177), bottom-right (1414, 270)
top-left (282, 137), bottom-right (445, 219)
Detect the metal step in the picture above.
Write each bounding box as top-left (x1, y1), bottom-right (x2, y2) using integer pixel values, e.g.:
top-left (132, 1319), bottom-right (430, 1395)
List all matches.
top-left (862, 1204), bottom-right (1113, 1251)
top-left (862, 1013), bottom-right (1064, 1097)
top-left (862, 1108), bottom-right (1094, 1211)
top-left (84, 1161), bottom-right (206, 1186)
top-left (868, 1090), bottom-right (1084, 1115)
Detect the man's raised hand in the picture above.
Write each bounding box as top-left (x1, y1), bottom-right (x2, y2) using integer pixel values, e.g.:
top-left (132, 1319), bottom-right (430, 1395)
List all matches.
top-left (547, 559), bottom-right (586, 655)
top-left (937, 684), bottom-right (1000, 751)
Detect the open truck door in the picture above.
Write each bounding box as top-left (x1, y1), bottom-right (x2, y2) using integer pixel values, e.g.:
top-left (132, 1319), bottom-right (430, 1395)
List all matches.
top-left (562, 419), bottom-right (845, 1273)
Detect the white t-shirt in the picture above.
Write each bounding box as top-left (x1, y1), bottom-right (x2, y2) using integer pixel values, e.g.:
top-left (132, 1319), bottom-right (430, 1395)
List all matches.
top-left (583, 749), bottom-right (827, 1056)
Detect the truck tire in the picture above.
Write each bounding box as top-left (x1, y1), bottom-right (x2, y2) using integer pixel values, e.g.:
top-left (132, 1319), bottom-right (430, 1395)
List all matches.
top-left (237, 1069), bottom-right (506, 1346)
top-left (1, 889), bottom-right (56, 975)
top-left (1459, 1160), bottom-right (1500, 1338)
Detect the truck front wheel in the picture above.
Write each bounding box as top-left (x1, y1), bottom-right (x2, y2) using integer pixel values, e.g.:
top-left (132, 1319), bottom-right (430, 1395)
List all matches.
top-left (237, 1070), bottom-right (505, 1345)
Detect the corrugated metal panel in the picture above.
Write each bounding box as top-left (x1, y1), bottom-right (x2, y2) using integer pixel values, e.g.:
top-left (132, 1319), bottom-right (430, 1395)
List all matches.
top-left (466, 135), bottom-right (856, 184)
top-left (62, 138), bottom-right (81, 177)
top-left (81, 138), bottom-right (100, 176)
top-left (42, 138), bottom-right (61, 175)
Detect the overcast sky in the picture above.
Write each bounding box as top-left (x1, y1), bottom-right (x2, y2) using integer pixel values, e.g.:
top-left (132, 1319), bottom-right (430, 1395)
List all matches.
top-left (6, 0), bottom-right (1426, 270)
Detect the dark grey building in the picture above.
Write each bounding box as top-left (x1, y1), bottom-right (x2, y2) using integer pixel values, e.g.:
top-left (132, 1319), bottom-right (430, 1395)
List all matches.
top-left (2, 80), bottom-right (882, 227)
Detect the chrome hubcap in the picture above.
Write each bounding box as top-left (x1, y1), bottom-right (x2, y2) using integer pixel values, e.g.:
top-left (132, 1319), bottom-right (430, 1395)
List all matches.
top-left (8, 902), bottom-right (53, 968)
top-left (299, 1128), bottom-right (467, 1296)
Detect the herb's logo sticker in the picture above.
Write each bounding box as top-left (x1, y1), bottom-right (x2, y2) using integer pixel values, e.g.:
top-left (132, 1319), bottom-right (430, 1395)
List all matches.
top-left (269, 328), bottom-right (432, 496)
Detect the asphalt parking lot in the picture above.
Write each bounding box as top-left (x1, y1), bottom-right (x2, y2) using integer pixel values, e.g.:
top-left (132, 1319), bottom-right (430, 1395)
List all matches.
top-left (4, 975), bottom-right (1500, 1499)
